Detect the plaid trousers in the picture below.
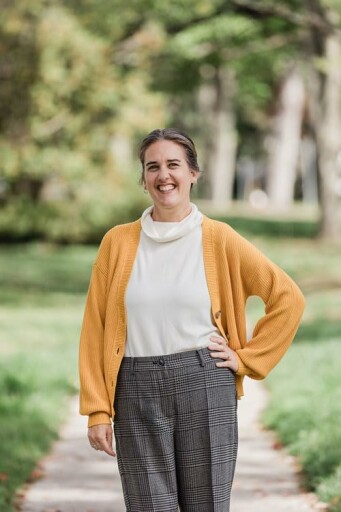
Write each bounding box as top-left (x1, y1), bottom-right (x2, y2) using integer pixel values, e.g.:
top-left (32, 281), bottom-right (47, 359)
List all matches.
top-left (113, 346), bottom-right (238, 512)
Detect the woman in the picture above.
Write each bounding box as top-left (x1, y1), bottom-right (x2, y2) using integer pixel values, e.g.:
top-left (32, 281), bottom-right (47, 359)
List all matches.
top-left (79, 128), bottom-right (305, 512)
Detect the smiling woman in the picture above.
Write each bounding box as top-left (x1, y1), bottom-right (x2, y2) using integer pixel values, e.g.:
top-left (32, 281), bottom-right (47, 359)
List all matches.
top-left (79, 127), bottom-right (305, 512)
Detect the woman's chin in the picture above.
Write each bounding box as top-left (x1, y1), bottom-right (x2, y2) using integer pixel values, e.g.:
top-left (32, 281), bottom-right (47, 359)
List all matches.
top-left (154, 192), bottom-right (179, 207)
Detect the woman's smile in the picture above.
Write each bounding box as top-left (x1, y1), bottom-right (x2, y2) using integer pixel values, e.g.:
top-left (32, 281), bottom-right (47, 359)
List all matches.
top-left (157, 183), bottom-right (176, 193)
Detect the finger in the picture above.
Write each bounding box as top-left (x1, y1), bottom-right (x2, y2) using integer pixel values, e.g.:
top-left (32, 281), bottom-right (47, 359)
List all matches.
top-left (209, 336), bottom-right (226, 344)
top-left (88, 437), bottom-right (96, 448)
top-left (209, 351), bottom-right (231, 360)
top-left (208, 343), bottom-right (226, 352)
top-left (94, 435), bottom-right (116, 457)
top-left (104, 425), bottom-right (116, 456)
top-left (105, 429), bottom-right (116, 457)
top-left (100, 436), bottom-right (116, 457)
top-left (215, 360), bottom-right (234, 368)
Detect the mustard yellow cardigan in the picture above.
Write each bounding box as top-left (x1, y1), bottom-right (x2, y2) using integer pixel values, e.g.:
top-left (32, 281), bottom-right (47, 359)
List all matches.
top-left (79, 215), bottom-right (305, 427)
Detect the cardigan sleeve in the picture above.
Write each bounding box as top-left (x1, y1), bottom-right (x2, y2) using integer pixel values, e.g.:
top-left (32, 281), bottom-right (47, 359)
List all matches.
top-left (78, 231), bottom-right (114, 427)
top-left (233, 234), bottom-right (305, 380)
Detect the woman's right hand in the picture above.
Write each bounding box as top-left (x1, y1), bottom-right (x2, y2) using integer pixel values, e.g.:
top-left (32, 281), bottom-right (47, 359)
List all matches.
top-left (88, 423), bottom-right (116, 457)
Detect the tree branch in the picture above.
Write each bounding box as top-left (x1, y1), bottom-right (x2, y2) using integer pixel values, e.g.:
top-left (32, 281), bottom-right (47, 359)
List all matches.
top-left (165, 5), bottom-right (229, 35)
top-left (221, 32), bottom-right (303, 60)
top-left (230, 0), bottom-right (336, 34)
top-left (192, 31), bottom-right (303, 61)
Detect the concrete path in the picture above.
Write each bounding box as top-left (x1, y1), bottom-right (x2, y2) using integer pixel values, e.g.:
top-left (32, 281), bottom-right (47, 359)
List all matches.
top-left (230, 378), bottom-right (326, 512)
top-left (17, 379), bottom-right (326, 512)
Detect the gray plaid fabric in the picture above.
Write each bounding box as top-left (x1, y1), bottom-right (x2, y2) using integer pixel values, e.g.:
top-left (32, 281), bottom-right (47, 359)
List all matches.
top-left (113, 347), bottom-right (238, 512)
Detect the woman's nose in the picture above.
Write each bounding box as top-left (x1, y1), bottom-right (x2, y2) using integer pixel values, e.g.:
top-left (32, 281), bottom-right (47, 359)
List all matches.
top-left (158, 165), bottom-right (171, 178)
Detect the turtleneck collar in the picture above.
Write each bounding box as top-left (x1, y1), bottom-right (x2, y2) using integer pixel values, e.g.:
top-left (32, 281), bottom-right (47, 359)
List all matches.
top-left (141, 202), bottom-right (203, 242)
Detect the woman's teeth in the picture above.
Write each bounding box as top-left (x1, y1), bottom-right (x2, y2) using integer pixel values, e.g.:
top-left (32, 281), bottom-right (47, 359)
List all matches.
top-left (158, 185), bottom-right (175, 192)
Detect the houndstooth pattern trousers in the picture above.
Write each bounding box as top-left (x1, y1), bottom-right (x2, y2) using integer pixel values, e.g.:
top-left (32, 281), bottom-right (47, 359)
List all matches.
top-left (113, 346), bottom-right (238, 512)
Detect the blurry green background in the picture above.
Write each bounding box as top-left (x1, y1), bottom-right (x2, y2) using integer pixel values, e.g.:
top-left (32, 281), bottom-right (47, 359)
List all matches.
top-left (1, 1), bottom-right (341, 511)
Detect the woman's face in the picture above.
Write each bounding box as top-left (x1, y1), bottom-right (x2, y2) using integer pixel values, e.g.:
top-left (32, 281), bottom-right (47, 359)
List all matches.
top-left (143, 139), bottom-right (198, 220)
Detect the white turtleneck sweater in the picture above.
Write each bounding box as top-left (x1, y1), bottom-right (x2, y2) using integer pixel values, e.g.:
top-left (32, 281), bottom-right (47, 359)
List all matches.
top-left (124, 202), bottom-right (221, 357)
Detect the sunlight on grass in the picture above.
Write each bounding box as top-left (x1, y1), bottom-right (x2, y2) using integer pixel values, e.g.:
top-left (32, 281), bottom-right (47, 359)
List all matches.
top-left (0, 237), bottom-right (340, 511)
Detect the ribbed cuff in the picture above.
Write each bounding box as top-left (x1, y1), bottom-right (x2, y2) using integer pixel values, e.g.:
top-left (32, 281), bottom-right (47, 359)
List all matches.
top-left (235, 353), bottom-right (251, 377)
top-left (88, 412), bottom-right (112, 428)
top-left (235, 352), bottom-right (266, 380)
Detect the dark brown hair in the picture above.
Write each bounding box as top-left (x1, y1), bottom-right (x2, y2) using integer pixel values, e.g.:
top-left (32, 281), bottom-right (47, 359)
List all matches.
top-left (138, 128), bottom-right (200, 189)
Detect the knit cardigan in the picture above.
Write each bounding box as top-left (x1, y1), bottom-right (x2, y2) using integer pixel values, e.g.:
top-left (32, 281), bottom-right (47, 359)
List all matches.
top-left (79, 215), bottom-right (305, 427)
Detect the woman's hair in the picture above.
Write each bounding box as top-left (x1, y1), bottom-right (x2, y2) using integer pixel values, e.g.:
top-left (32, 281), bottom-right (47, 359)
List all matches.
top-left (138, 128), bottom-right (200, 189)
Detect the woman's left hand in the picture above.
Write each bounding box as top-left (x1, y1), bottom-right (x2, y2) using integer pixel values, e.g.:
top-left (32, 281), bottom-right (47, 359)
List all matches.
top-left (208, 336), bottom-right (239, 373)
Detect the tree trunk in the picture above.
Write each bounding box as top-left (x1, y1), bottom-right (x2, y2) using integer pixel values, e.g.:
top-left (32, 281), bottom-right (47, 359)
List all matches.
top-left (267, 68), bottom-right (305, 210)
top-left (316, 33), bottom-right (341, 239)
top-left (197, 79), bottom-right (216, 199)
top-left (109, 133), bottom-right (133, 173)
top-left (200, 66), bottom-right (238, 207)
top-left (299, 134), bottom-right (319, 204)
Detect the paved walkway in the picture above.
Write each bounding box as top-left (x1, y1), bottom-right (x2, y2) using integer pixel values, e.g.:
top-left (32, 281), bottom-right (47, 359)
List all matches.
top-left (17, 379), bottom-right (326, 512)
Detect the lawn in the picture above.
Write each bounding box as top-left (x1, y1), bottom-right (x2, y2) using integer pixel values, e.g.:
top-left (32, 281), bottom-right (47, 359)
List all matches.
top-left (0, 243), bottom-right (96, 511)
top-left (245, 235), bottom-right (341, 512)
top-left (0, 234), bottom-right (340, 511)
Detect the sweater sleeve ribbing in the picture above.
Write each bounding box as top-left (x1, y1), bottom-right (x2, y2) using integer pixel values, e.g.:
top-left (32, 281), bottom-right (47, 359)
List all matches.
top-left (233, 233), bottom-right (305, 379)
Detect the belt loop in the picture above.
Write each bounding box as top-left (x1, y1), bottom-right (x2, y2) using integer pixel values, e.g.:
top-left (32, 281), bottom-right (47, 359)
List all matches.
top-left (130, 357), bottom-right (135, 375)
top-left (197, 349), bottom-right (206, 367)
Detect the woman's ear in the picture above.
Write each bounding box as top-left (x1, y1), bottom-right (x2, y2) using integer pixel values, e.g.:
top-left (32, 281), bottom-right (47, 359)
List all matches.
top-left (191, 170), bottom-right (199, 185)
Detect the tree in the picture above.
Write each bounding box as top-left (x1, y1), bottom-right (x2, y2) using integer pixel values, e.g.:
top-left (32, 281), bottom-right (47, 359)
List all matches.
top-left (267, 67), bottom-right (306, 209)
top-left (146, 9), bottom-right (298, 205)
top-left (0, 1), bottom-right (166, 241)
top-left (304, 1), bottom-right (341, 239)
top-left (0, 2), bottom-right (120, 240)
top-left (229, 0), bottom-right (341, 237)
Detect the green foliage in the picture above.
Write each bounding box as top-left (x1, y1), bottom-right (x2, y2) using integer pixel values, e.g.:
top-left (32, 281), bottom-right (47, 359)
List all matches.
top-left (211, 214), bottom-right (318, 238)
top-left (0, 242), bottom-right (92, 510)
top-left (0, 242), bottom-right (96, 305)
top-left (0, 2), bottom-right (163, 242)
top-left (0, 1), bottom-right (40, 136)
top-left (318, 466), bottom-right (341, 512)
top-left (0, 331), bottom-right (80, 511)
top-left (247, 232), bottom-right (341, 510)
top-left (263, 339), bottom-right (341, 507)
top-left (2, 0), bottom-right (341, 243)
top-left (171, 15), bottom-right (260, 60)
top-left (64, 0), bottom-right (152, 41)
top-left (152, 0), bottom-right (223, 26)
top-left (261, 263), bottom-right (341, 511)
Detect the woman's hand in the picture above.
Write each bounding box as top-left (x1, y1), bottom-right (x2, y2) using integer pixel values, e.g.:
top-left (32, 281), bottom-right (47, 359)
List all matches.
top-left (88, 423), bottom-right (116, 457)
top-left (208, 336), bottom-right (239, 373)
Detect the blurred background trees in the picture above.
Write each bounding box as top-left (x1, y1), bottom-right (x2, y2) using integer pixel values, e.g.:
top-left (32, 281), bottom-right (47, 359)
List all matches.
top-left (1, 3), bottom-right (341, 511)
top-left (1, 0), bottom-right (341, 241)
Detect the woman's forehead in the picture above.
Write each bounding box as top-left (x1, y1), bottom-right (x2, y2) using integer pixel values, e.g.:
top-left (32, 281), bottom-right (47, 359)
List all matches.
top-left (144, 140), bottom-right (186, 162)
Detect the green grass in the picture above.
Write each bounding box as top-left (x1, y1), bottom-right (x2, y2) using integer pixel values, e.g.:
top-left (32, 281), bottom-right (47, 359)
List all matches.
top-left (244, 237), bottom-right (341, 511)
top-left (199, 200), bottom-right (319, 238)
top-left (262, 335), bottom-right (341, 511)
top-left (0, 242), bottom-right (97, 306)
top-left (213, 214), bottom-right (318, 238)
top-left (1, 234), bottom-right (341, 511)
top-left (0, 243), bottom-right (96, 511)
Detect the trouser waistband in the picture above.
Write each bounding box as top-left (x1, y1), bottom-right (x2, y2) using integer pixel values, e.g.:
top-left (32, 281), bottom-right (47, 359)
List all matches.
top-left (119, 346), bottom-right (213, 374)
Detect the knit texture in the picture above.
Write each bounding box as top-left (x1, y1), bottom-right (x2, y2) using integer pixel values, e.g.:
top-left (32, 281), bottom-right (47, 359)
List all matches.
top-left (79, 215), bottom-right (305, 427)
